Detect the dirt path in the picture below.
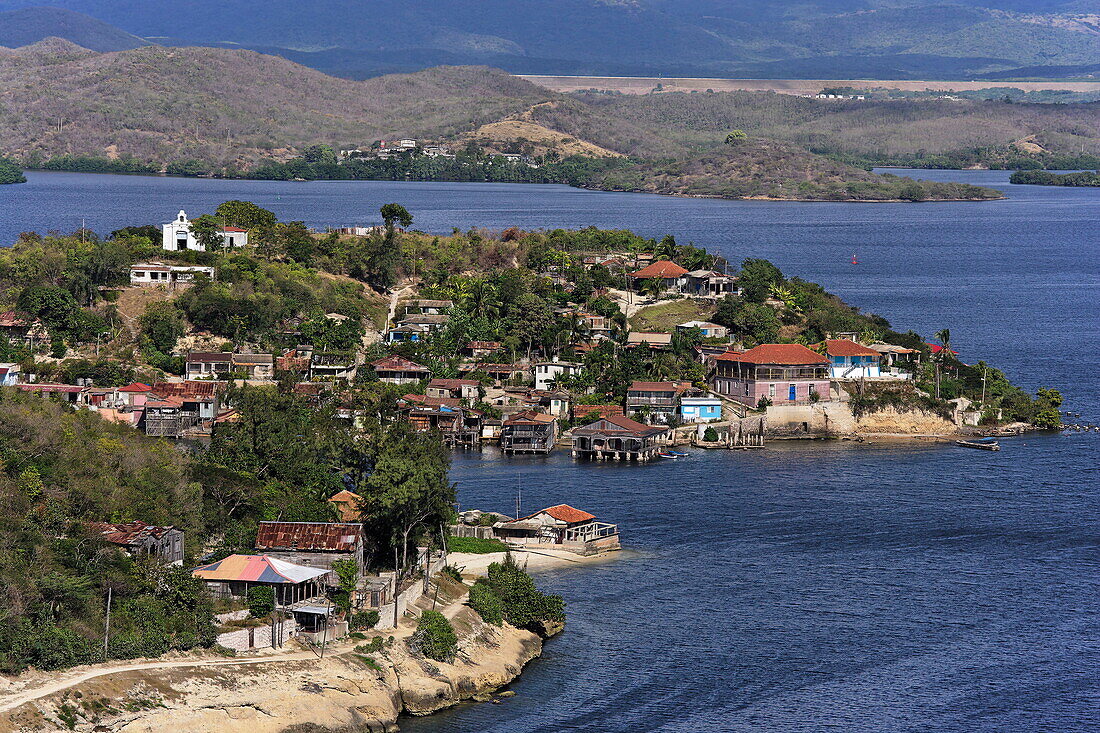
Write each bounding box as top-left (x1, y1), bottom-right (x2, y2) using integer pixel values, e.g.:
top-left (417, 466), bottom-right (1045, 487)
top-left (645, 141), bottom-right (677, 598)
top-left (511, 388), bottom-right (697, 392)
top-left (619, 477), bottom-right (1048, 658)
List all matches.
top-left (386, 284), bottom-right (415, 329)
top-left (0, 648), bottom-right (324, 714)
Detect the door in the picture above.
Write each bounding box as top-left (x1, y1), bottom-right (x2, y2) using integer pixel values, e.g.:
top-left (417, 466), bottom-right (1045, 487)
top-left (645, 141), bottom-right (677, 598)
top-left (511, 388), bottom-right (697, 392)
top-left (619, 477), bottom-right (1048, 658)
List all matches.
top-left (789, 384), bottom-right (797, 401)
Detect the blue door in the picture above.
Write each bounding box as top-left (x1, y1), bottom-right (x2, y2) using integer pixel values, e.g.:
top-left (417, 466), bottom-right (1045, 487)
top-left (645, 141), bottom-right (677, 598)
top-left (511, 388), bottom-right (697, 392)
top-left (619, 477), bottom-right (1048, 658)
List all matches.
top-left (789, 384), bottom-right (797, 401)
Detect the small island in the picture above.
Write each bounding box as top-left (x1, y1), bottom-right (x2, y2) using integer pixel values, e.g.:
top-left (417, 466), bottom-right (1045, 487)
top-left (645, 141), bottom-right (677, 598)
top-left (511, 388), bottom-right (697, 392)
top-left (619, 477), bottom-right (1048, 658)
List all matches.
top-left (1009, 169), bottom-right (1100, 187)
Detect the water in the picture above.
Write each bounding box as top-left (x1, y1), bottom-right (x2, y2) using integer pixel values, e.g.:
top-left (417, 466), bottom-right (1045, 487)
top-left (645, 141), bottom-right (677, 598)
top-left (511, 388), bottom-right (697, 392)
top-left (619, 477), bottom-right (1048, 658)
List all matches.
top-left (3, 170), bottom-right (1098, 730)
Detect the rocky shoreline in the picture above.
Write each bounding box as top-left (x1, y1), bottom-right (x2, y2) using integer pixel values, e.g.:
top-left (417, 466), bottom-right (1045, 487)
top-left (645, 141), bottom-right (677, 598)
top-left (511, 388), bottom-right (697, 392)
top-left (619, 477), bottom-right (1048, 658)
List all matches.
top-left (0, 599), bottom-right (550, 733)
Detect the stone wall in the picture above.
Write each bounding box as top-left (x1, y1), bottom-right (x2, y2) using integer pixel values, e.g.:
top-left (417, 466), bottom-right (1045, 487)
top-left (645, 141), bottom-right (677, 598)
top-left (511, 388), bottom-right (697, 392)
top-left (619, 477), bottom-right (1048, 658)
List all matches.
top-left (215, 621), bottom-right (295, 652)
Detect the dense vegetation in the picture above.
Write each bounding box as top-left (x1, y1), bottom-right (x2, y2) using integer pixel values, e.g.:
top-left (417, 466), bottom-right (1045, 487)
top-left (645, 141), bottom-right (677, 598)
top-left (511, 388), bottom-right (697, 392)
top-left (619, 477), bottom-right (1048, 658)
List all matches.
top-left (0, 157), bottom-right (25, 184)
top-left (0, 392), bottom-right (214, 673)
top-left (1009, 169), bottom-right (1100, 187)
top-left (468, 555), bottom-right (565, 632)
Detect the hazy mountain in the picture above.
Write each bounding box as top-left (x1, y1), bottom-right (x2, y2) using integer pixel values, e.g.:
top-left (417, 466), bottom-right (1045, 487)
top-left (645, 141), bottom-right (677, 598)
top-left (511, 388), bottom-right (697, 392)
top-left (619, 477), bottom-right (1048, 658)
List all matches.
top-left (0, 0), bottom-right (1094, 78)
top-left (0, 6), bottom-right (147, 52)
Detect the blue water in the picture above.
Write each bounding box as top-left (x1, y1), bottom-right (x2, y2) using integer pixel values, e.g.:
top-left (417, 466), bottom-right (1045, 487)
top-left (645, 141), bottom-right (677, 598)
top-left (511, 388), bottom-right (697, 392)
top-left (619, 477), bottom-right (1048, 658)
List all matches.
top-left (3, 170), bottom-right (1098, 731)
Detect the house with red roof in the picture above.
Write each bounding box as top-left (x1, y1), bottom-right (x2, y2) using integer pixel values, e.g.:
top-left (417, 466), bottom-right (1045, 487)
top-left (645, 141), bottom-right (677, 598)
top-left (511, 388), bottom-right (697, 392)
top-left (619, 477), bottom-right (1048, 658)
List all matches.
top-left (494, 504), bottom-right (620, 554)
top-left (712, 344), bottom-right (831, 407)
top-left (628, 260), bottom-right (689, 293)
top-left (818, 339), bottom-right (883, 379)
top-left (192, 554), bottom-right (330, 604)
top-left (425, 378), bottom-right (481, 402)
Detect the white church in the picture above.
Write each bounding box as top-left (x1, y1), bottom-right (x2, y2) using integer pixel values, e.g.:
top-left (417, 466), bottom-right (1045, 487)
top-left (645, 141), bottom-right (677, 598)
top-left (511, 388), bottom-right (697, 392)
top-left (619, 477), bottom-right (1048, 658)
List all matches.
top-left (162, 210), bottom-right (250, 252)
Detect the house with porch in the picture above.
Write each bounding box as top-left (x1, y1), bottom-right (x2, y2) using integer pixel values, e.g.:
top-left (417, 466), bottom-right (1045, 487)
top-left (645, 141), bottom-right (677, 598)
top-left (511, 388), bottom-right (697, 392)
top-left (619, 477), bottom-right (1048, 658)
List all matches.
top-left (571, 414), bottom-right (670, 461)
top-left (868, 343), bottom-right (921, 378)
top-left (819, 339), bottom-right (883, 379)
top-left (129, 262), bottom-right (215, 287)
top-left (494, 504), bottom-right (620, 555)
top-left (626, 381), bottom-right (692, 424)
top-left (192, 554), bottom-right (330, 605)
top-left (162, 210), bottom-right (249, 251)
top-left (231, 353), bottom-right (275, 380)
top-left (425, 378), bottom-right (480, 402)
top-left (628, 260), bottom-right (689, 293)
top-left (311, 351), bottom-right (357, 382)
top-left (404, 403), bottom-right (484, 448)
top-left (402, 299), bottom-right (453, 316)
top-left (85, 520), bottom-right (185, 565)
top-left (185, 352), bottom-right (233, 380)
top-left (500, 410), bottom-right (559, 454)
top-left (711, 344), bottom-right (831, 407)
top-left (464, 341), bottom-right (501, 358)
top-left (685, 270), bottom-right (738, 298)
top-left (371, 355), bottom-right (430, 385)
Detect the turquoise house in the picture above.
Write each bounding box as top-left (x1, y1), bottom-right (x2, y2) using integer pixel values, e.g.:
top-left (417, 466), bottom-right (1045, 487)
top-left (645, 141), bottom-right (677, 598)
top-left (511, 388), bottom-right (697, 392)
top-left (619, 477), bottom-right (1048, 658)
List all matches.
top-left (680, 396), bottom-right (722, 423)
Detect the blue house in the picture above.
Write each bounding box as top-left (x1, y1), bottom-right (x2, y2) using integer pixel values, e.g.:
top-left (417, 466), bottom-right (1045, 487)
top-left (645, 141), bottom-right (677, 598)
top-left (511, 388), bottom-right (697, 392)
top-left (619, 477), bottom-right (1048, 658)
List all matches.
top-left (680, 396), bottom-right (722, 423)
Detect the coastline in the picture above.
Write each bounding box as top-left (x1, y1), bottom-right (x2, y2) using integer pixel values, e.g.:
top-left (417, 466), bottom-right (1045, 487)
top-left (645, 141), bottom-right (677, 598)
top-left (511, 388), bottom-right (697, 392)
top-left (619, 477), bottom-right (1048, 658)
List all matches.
top-left (0, 576), bottom-right (557, 733)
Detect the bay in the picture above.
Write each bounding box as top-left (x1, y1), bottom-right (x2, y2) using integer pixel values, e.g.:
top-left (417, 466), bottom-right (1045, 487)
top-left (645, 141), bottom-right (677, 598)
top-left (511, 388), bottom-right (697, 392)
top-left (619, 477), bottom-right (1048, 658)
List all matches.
top-left (2, 169), bottom-right (1098, 731)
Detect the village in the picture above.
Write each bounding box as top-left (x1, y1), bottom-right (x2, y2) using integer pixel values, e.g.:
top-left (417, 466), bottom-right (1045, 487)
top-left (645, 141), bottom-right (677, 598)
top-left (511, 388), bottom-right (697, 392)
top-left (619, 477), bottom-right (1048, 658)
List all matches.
top-left (0, 202), bottom-right (1064, 696)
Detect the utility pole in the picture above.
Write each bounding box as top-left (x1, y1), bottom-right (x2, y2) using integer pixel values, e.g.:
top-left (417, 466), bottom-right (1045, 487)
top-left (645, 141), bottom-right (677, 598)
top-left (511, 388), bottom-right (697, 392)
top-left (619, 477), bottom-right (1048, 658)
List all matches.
top-left (981, 364), bottom-right (987, 408)
top-left (393, 545), bottom-right (400, 629)
top-left (103, 587), bottom-right (112, 661)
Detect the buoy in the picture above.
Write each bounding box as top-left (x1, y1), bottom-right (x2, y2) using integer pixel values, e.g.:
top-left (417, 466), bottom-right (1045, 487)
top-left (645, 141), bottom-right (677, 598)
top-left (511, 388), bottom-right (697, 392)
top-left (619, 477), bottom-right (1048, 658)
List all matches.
top-left (851, 254), bottom-right (859, 265)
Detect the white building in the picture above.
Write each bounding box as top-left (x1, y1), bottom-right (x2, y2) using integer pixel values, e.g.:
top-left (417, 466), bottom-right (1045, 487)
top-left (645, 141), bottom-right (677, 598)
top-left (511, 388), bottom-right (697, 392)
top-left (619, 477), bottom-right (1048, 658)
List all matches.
top-left (162, 210), bottom-right (250, 252)
top-left (534, 360), bottom-right (582, 391)
top-left (130, 262), bottom-right (216, 287)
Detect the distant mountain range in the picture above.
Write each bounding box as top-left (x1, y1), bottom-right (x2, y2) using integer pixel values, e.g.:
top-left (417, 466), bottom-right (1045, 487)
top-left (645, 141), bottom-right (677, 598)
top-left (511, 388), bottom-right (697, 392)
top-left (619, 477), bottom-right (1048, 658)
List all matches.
top-left (0, 0), bottom-right (1096, 79)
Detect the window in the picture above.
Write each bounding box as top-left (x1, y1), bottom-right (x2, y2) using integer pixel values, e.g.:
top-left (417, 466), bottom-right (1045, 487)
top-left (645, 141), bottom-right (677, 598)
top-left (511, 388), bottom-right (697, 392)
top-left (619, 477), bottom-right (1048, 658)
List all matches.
top-left (768, 383), bottom-right (776, 397)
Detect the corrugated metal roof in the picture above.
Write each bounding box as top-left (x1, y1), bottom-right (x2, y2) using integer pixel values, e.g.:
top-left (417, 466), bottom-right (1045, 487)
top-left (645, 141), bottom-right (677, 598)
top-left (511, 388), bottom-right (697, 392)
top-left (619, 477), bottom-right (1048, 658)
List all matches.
top-left (255, 522), bottom-right (363, 552)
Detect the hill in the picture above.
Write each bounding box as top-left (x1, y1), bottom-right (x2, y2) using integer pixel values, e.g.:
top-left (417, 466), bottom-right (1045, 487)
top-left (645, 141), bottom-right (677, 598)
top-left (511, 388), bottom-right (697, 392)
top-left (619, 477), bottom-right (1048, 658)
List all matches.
top-left (0, 6), bottom-right (146, 52)
top-left (0, 45), bottom-right (549, 165)
top-left (569, 89), bottom-right (1100, 165)
top-left (0, 0), bottom-right (1094, 79)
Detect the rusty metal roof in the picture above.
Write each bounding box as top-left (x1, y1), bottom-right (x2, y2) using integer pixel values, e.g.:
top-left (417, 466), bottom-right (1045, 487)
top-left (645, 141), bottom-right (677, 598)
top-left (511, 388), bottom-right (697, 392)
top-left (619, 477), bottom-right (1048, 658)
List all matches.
top-left (254, 522), bottom-right (363, 552)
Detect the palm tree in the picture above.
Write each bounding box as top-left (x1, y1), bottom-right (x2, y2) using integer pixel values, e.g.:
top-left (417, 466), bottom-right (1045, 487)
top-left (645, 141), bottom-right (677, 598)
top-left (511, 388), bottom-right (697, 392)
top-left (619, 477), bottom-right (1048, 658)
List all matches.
top-left (934, 328), bottom-right (951, 399)
top-left (464, 278), bottom-right (500, 320)
top-left (655, 235), bottom-right (677, 260)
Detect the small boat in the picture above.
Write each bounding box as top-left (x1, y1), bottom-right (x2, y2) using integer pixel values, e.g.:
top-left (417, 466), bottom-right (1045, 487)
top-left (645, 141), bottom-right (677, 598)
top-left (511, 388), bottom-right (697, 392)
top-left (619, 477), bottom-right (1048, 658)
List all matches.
top-left (658, 452), bottom-right (682, 459)
top-left (665, 450), bottom-right (690, 457)
top-left (955, 438), bottom-right (1000, 451)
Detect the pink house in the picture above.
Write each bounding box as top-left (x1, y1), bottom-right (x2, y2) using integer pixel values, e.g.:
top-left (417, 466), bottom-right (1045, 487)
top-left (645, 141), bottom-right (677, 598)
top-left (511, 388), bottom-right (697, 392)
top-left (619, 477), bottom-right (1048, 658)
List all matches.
top-left (711, 344), bottom-right (830, 407)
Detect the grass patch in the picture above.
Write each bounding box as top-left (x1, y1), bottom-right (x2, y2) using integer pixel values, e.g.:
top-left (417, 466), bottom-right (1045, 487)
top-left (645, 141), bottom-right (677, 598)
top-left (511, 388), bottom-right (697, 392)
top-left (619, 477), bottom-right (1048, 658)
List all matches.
top-left (446, 536), bottom-right (509, 554)
top-left (628, 299), bottom-right (715, 333)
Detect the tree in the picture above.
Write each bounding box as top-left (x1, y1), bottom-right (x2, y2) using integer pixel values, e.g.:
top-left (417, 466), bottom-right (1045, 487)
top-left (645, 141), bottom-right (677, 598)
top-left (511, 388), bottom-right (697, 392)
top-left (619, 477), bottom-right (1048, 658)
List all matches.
top-left (360, 424), bottom-right (455, 572)
top-left (189, 214), bottom-right (224, 251)
top-left (0, 157), bottom-right (26, 184)
top-left (247, 586), bottom-right (275, 618)
top-left (725, 130), bottom-right (747, 145)
top-left (303, 145), bottom-right (338, 165)
top-left (738, 258), bottom-right (785, 303)
top-left (139, 302), bottom-right (186, 354)
top-left (300, 314), bottom-right (363, 351)
top-left (380, 203), bottom-right (413, 233)
top-left (409, 610), bottom-right (457, 662)
top-left (330, 559), bottom-right (359, 613)
top-left (215, 201), bottom-right (277, 230)
top-left (655, 235), bottom-right (677, 260)
top-left (933, 328), bottom-right (951, 399)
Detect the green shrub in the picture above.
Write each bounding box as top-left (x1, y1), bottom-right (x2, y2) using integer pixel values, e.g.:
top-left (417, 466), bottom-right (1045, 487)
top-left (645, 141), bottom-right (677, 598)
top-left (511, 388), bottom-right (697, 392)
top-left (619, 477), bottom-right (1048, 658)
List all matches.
top-left (702, 426), bottom-right (719, 442)
top-left (483, 554), bottom-right (565, 630)
top-left (409, 611), bottom-right (457, 662)
top-left (246, 586), bottom-right (274, 618)
top-left (350, 610), bottom-right (380, 631)
top-left (446, 536), bottom-right (509, 554)
top-left (468, 580), bottom-right (504, 626)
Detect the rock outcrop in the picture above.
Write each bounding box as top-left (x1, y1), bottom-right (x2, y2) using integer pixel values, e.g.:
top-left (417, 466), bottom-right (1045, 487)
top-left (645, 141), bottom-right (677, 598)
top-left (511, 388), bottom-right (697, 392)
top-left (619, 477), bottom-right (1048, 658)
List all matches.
top-left (0, 606), bottom-right (542, 733)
